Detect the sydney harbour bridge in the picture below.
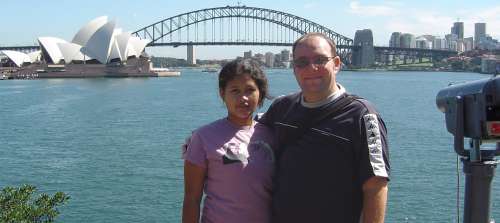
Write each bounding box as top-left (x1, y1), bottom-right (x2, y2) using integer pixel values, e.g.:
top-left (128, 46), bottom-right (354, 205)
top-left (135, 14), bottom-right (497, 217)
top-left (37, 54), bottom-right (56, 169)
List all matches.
top-left (1, 6), bottom-right (457, 67)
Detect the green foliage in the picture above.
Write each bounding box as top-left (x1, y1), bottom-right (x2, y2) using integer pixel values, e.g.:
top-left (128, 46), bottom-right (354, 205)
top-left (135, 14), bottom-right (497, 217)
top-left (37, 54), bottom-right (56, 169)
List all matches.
top-left (0, 184), bottom-right (70, 223)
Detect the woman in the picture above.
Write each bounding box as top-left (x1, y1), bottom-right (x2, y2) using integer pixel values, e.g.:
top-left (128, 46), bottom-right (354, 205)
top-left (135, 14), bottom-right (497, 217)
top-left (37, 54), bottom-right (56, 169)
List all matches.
top-left (182, 59), bottom-right (275, 223)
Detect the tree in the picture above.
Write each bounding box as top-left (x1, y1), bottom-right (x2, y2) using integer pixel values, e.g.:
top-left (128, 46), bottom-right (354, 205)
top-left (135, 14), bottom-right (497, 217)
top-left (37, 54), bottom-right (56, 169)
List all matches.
top-left (0, 184), bottom-right (70, 223)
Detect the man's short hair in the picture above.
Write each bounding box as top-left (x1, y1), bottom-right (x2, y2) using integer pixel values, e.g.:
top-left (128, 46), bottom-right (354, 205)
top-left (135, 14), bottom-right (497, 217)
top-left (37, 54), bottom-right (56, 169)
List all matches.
top-left (292, 32), bottom-right (337, 58)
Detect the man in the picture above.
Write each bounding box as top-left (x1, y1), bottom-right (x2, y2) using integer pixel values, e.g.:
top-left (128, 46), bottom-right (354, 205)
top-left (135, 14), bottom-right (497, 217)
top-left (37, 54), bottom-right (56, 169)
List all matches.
top-left (259, 32), bottom-right (390, 223)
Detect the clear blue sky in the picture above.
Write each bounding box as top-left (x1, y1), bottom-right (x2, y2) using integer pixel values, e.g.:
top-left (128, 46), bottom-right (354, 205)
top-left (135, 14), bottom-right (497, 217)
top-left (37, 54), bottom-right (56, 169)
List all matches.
top-left (1, 0), bottom-right (498, 59)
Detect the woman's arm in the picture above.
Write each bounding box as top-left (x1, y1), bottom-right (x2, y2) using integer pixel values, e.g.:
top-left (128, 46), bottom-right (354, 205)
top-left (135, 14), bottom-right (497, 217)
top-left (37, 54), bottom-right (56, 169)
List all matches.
top-left (182, 160), bottom-right (207, 223)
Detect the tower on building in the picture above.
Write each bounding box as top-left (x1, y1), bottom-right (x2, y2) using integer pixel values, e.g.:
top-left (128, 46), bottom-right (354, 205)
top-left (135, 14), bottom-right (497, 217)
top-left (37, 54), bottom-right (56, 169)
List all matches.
top-left (451, 22), bottom-right (464, 40)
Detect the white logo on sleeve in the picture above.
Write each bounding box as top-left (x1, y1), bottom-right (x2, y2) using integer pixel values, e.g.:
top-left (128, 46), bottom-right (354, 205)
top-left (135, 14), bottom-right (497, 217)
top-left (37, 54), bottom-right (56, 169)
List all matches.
top-left (363, 114), bottom-right (388, 178)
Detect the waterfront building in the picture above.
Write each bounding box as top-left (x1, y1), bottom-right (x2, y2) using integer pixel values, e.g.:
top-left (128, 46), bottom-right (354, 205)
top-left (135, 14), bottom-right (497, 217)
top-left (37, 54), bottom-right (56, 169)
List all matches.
top-left (400, 33), bottom-right (416, 48)
top-left (451, 22), bottom-right (464, 39)
top-left (389, 32), bottom-right (401, 47)
top-left (0, 16), bottom-right (161, 78)
top-left (1, 16), bottom-right (149, 67)
top-left (280, 49), bottom-right (290, 62)
top-left (254, 53), bottom-right (265, 64)
top-left (416, 36), bottom-right (432, 49)
top-left (265, 52), bottom-right (274, 68)
top-left (463, 37), bottom-right (474, 52)
top-left (456, 40), bottom-right (465, 52)
top-left (449, 41), bottom-right (458, 51)
top-left (243, 50), bottom-right (252, 59)
top-left (477, 34), bottom-right (499, 50)
top-left (474, 23), bottom-right (486, 49)
top-left (481, 56), bottom-right (500, 74)
top-left (274, 54), bottom-right (282, 67)
top-left (445, 34), bottom-right (458, 51)
top-left (432, 38), bottom-right (447, 50)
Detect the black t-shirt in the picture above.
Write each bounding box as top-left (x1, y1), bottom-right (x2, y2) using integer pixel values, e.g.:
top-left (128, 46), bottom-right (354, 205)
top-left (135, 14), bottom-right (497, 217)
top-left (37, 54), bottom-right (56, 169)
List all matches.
top-left (259, 92), bottom-right (390, 223)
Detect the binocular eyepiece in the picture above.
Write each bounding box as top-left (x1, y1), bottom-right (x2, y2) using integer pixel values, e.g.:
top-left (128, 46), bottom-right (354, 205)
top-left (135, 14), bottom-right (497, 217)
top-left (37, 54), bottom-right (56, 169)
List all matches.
top-left (436, 76), bottom-right (500, 158)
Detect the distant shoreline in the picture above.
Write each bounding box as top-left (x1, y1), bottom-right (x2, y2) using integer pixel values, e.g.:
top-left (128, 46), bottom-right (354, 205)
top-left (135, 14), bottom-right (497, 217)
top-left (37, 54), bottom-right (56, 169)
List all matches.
top-left (343, 68), bottom-right (489, 74)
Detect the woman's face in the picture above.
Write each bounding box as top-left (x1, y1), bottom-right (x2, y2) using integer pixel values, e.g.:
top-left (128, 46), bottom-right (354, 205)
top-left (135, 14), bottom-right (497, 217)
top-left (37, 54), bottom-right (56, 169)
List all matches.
top-left (220, 73), bottom-right (260, 126)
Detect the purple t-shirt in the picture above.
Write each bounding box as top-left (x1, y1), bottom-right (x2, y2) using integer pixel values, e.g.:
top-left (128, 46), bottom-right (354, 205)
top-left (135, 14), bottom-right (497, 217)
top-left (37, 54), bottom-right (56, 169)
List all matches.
top-left (184, 118), bottom-right (276, 223)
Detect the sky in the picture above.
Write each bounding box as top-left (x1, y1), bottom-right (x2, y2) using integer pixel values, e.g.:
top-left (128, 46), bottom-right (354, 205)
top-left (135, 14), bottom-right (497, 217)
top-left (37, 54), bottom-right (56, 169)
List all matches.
top-left (1, 0), bottom-right (499, 60)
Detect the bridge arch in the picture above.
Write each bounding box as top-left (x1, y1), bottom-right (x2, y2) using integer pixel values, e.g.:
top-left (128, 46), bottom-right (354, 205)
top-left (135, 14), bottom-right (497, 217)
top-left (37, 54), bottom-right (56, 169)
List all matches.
top-left (132, 6), bottom-right (354, 64)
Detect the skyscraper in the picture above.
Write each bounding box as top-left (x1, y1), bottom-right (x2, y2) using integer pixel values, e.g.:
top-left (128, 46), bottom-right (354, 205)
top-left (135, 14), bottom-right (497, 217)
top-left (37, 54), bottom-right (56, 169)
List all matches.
top-left (474, 23), bottom-right (486, 49)
top-left (451, 22), bottom-right (464, 39)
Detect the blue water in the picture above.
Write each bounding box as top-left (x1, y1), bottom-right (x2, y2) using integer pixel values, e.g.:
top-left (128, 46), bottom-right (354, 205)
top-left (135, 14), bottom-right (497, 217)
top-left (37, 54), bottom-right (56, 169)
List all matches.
top-left (0, 70), bottom-right (498, 222)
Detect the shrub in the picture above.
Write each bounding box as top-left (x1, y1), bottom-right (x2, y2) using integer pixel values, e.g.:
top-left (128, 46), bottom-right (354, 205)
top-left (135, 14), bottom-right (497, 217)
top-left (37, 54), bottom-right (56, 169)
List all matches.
top-left (0, 184), bottom-right (70, 223)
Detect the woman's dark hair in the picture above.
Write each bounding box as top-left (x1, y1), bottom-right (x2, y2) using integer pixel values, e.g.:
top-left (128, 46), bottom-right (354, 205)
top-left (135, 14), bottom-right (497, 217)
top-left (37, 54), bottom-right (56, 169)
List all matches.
top-left (218, 58), bottom-right (269, 107)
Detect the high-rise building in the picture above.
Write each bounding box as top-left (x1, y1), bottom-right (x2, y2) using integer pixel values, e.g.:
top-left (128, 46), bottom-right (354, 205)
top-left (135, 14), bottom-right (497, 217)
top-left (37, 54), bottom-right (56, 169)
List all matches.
top-left (451, 22), bottom-right (464, 39)
top-left (475, 23), bottom-right (486, 49)
top-left (389, 32), bottom-right (401, 47)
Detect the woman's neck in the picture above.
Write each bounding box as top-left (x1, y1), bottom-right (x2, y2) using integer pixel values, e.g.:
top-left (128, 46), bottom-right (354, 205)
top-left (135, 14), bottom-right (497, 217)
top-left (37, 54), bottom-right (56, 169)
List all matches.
top-left (227, 115), bottom-right (253, 127)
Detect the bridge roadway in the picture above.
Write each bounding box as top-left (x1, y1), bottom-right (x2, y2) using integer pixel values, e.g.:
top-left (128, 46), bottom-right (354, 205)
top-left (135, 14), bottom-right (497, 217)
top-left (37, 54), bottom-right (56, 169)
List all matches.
top-left (0, 44), bottom-right (457, 59)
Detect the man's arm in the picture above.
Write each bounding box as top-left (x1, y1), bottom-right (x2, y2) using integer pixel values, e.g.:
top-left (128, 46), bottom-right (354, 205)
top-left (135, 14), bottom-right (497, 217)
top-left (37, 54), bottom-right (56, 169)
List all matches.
top-left (361, 176), bottom-right (388, 223)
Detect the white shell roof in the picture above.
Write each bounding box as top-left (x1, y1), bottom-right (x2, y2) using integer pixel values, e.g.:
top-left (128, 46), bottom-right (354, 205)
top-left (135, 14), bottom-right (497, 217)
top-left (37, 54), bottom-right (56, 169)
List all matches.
top-left (128, 36), bottom-right (149, 57)
top-left (38, 37), bottom-right (67, 64)
top-left (108, 40), bottom-right (122, 62)
top-left (116, 32), bottom-right (132, 60)
top-left (57, 42), bottom-right (88, 63)
top-left (1, 50), bottom-right (32, 67)
top-left (72, 16), bottom-right (108, 46)
top-left (24, 16), bottom-right (150, 65)
top-left (28, 50), bottom-right (41, 62)
top-left (82, 20), bottom-right (116, 64)
top-left (126, 44), bottom-right (138, 58)
top-left (108, 28), bottom-right (124, 62)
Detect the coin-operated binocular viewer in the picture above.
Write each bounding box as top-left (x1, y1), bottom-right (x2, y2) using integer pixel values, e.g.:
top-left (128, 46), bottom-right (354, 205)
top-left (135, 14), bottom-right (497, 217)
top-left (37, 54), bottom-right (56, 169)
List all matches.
top-left (436, 76), bottom-right (500, 223)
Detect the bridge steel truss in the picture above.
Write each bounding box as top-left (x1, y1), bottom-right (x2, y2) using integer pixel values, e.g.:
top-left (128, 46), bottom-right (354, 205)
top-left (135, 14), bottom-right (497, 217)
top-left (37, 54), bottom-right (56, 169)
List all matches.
top-left (132, 6), bottom-right (354, 64)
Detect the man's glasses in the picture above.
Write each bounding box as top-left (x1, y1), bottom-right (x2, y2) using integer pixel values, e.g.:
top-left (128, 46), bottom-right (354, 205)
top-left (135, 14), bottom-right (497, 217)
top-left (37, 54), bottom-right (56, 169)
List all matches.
top-left (293, 56), bottom-right (335, 68)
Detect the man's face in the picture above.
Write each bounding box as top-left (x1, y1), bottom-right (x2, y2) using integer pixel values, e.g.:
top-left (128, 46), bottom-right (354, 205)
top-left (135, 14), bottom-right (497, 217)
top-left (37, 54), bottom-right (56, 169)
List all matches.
top-left (293, 36), bottom-right (341, 102)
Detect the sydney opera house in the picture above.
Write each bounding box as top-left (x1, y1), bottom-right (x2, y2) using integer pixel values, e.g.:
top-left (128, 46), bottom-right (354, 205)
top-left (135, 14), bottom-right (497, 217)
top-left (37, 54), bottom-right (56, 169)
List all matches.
top-left (0, 16), bottom-right (164, 78)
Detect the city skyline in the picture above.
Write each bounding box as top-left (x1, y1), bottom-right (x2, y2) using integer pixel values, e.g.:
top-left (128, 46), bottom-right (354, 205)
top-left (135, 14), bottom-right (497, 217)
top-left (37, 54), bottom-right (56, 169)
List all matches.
top-left (1, 0), bottom-right (499, 59)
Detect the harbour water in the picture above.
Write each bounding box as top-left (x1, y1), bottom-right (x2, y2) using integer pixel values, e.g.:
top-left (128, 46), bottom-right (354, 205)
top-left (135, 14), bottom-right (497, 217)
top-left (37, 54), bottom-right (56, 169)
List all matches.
top-left (0, 70), bottom-right (498, 222)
